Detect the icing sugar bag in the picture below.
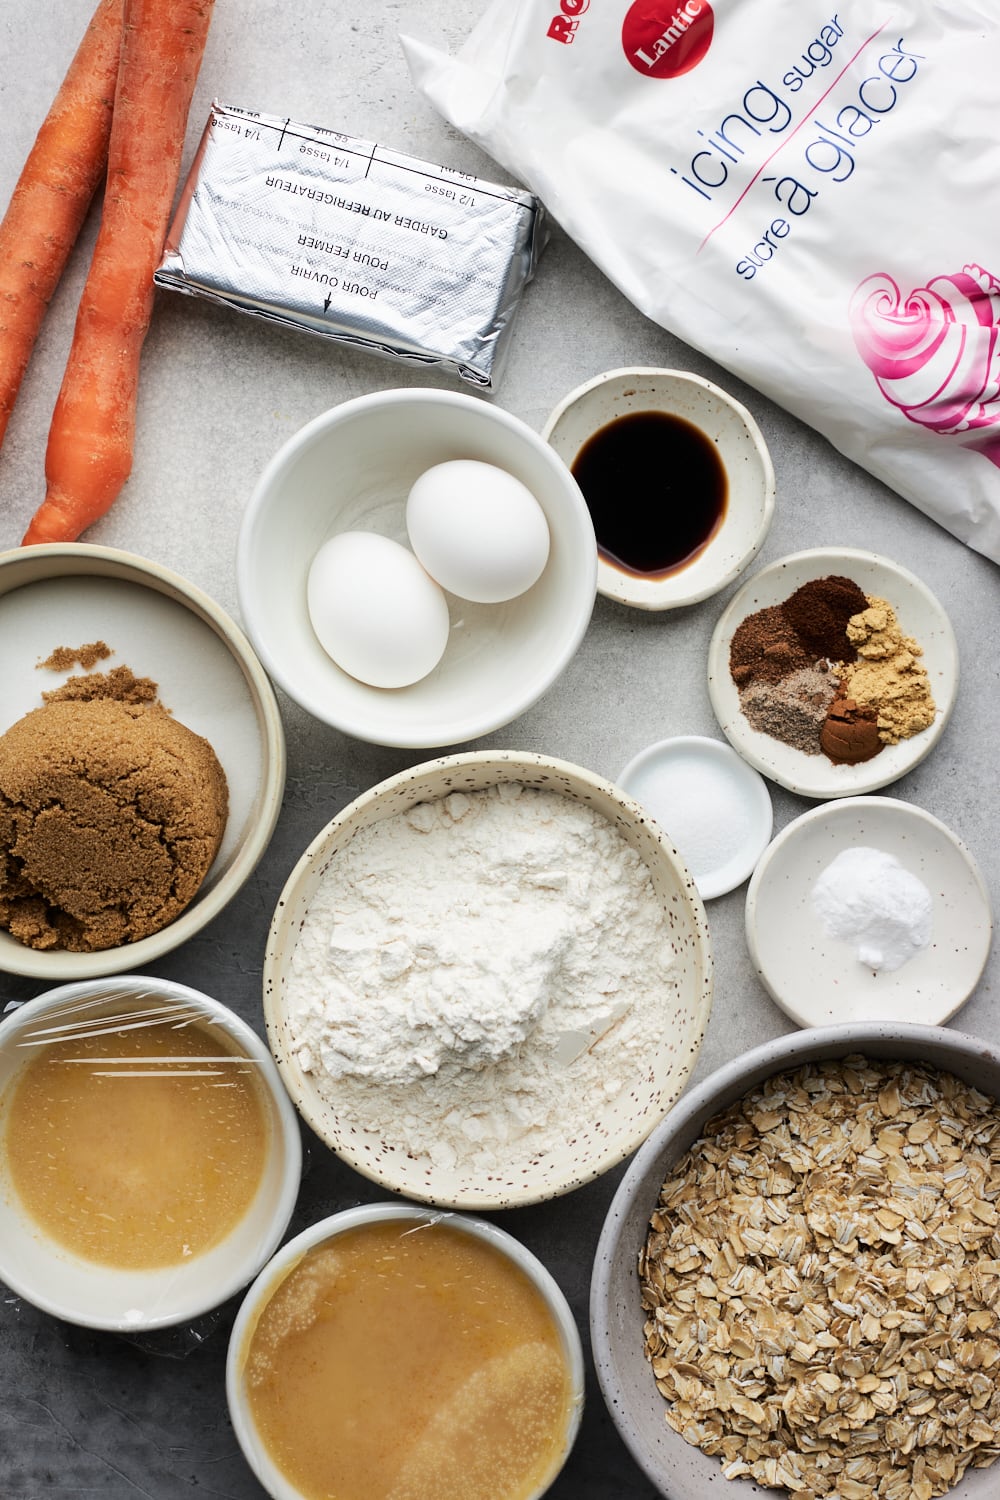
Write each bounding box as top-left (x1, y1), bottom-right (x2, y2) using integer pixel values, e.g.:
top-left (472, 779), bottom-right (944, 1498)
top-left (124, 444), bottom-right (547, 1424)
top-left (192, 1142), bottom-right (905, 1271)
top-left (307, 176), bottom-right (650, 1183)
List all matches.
top-left (403, 1), bottom-right (1000, 563)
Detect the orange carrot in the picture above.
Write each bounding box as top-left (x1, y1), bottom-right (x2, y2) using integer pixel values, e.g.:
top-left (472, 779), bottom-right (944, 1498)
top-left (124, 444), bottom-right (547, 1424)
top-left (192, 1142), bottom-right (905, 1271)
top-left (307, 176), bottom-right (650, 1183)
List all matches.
top-left (22, 0), bottom-right (215, 546)
top-left (0, 0), bottom-right (122, 454)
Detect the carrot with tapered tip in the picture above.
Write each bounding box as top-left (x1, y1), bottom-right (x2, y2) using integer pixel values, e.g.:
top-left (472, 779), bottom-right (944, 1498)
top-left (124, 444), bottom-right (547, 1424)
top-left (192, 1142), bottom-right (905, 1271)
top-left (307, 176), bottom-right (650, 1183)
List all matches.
top-left (0, 0), bottom-right (123, 456)
top-left (22, 0), bottom-right (216, 546)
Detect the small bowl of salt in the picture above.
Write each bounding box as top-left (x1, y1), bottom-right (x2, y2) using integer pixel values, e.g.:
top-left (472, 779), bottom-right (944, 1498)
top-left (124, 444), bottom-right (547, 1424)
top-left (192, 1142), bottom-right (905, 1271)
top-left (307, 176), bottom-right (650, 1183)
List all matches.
top-left (745, 796), bottom-right (993, 1028)
top-left (616, 736), bottom-right (772, 900)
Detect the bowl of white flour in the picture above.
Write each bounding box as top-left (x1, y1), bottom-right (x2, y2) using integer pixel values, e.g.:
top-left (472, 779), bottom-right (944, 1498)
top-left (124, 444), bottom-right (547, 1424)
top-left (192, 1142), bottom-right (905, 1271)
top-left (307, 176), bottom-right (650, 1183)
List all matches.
top-left (263, 750), bottom-right (714, 1209)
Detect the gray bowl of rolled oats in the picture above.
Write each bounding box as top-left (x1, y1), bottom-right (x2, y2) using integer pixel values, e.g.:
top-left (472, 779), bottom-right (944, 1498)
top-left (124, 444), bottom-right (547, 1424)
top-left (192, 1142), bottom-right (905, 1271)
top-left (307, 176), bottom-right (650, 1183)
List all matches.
top-left (591, 1023), bottom-right (1000, 1500)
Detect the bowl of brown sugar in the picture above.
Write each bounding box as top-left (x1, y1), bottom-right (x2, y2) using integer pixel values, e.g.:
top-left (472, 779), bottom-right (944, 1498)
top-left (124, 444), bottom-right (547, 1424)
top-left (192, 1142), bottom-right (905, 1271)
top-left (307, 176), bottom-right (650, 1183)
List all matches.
top-left (706, 547), bottom-right (959, 797)
top-left (0, 544), bottom-right (286, 979)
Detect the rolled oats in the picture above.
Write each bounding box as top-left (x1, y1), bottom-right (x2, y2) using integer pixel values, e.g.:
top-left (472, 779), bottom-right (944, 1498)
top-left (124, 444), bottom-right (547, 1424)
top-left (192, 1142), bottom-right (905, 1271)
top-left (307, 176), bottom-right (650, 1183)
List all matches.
top-left (639, 1056), bottom-right (1000, 1499)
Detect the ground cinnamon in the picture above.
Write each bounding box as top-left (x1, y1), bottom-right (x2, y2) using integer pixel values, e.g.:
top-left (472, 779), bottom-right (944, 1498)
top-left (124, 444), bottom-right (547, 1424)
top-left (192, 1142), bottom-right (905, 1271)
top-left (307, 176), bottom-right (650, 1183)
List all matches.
top-left (730, 574), bottom-right (935, 763)
top-left (729, 605), bottom-right (813, 687)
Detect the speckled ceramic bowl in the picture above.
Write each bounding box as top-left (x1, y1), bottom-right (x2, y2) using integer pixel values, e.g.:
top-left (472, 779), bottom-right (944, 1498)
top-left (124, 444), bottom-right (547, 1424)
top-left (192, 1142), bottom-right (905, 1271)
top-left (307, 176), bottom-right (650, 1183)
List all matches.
top-left (707, 546), bottom-right (958, 799)
top-left (263, 750), bottom-right (714, 1210)
top-left (542, 368), bottom-right (774, 611)
top-left (591, 1023), bottom-right (1000, 1500)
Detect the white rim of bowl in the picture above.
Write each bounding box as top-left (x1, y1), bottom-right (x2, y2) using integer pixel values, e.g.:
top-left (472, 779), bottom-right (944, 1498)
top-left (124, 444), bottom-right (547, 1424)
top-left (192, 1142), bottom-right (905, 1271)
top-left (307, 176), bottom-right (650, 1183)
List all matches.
top-left (0, 975), bottom-right (303, 1331)
top-left (226, 1201), bottom-right (586, 1500)
top-left (541, 366), bottom-right (776, 610)
top-left (236, 388), bottom-right (598, 748)
top-left (0, 542), bottom-right (287, 979)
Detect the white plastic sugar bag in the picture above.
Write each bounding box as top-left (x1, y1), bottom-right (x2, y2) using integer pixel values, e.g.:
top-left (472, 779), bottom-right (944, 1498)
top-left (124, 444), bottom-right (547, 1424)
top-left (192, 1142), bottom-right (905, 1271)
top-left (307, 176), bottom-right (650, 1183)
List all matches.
top-left (403, 1), bottom-right (1000, 564)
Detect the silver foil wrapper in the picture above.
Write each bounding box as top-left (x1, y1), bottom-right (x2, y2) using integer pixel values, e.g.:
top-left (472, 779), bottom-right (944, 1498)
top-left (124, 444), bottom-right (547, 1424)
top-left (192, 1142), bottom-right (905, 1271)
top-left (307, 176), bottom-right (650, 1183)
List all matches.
top-left (155, 102), bottom-right (546, 389)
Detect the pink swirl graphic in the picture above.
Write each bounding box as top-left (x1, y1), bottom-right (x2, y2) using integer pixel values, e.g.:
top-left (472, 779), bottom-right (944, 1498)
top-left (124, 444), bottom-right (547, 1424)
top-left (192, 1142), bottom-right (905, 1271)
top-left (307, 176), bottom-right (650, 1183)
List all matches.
top-left (850, 264), bottom-right (1000, 469)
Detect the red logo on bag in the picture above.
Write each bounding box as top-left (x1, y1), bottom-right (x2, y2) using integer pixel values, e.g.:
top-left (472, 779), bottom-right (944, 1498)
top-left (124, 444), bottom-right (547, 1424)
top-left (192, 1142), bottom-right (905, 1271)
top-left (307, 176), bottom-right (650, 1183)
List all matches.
top-left (622, 0), bottom-right (714, 77)
top-left (547, 0), bottom-right (590, 45)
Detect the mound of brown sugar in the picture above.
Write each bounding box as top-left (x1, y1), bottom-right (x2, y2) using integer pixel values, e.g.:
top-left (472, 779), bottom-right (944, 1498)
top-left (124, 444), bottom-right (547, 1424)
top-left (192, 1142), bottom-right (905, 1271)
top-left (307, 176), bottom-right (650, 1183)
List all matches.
top-left (0, 699), bottom-right (228, 953)
top-left (38, 641), bottom-right (112, 672)
top-left (42, 663), bottom-right (159, 705)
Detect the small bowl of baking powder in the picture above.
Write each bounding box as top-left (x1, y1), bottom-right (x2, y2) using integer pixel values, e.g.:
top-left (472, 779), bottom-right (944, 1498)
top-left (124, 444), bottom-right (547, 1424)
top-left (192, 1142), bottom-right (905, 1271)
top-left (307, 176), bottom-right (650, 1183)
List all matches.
top-left (263, 750), bottom-right (714, 1209)
top-left (745, 796), bottom-right (993, 1028)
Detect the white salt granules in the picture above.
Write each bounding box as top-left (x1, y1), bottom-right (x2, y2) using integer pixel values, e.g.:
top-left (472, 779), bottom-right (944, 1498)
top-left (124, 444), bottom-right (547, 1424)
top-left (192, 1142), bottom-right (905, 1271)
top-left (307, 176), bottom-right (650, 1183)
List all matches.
top-left (286, 782), bottom-right (677, 1173)
top-left (811, 845), bottom-right (933, 973)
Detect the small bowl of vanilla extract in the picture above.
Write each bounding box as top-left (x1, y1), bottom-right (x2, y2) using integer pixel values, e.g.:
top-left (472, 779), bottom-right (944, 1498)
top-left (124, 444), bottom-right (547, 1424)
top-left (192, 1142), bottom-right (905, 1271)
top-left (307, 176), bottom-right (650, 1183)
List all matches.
top-left (542, 368), bottom-right (775, 610)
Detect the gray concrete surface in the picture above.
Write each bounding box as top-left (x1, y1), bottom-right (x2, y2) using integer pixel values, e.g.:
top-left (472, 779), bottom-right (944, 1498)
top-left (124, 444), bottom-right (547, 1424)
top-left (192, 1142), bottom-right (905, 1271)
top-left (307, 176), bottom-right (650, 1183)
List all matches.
top-left (0, 3), bottom-right (996, 1496)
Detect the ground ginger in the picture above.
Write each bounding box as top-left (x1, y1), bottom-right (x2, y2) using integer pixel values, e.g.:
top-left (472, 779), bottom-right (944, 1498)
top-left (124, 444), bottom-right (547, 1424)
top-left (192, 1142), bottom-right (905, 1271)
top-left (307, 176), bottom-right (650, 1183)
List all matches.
top-left (838, 596), bottom-right (936, 744)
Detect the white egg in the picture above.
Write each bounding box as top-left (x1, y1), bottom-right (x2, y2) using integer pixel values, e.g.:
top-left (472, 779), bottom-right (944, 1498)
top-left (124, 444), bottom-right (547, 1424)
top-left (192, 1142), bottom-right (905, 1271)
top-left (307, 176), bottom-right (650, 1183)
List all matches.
top-left (306, 531), bottom-right (450, 689)
top-left (405, 459), bottom-right (551, 604)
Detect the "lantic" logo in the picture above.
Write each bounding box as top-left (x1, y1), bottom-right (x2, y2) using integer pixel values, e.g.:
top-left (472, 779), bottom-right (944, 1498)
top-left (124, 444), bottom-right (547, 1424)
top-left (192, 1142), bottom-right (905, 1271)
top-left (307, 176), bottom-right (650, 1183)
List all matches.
top-left (621, 0), bottom-right (715, 78)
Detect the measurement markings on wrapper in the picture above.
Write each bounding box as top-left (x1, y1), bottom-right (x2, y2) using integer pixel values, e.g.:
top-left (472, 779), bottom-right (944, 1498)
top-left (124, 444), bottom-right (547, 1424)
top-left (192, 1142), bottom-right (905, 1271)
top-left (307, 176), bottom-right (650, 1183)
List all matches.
top-left (155, 102), bottom-right (544, 385)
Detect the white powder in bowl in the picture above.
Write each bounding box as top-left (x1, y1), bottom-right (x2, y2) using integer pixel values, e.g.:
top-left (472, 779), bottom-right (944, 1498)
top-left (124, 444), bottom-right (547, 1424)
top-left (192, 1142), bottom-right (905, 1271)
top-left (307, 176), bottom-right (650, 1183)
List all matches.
top-left (811, 845), bottom-right (933, 973)
top-left (285, 781), bottom-right (679, 1174)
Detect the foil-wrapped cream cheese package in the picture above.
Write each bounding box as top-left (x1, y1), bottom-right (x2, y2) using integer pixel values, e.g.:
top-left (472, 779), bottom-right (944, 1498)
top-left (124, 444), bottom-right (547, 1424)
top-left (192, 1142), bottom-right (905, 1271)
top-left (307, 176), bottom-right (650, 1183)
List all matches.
top-left (155, 103), bottom-right (545, 388)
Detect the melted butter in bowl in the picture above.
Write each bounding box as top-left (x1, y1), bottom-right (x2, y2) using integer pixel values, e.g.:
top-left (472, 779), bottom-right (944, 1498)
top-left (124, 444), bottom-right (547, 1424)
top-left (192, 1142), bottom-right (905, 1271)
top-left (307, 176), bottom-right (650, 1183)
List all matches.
top-left (228, 1204), bottom-right (585, 1500)
top-left (4, 1014), bottom-right (270, 1270)
top-left (0, 978), bottom-right (302, 1330)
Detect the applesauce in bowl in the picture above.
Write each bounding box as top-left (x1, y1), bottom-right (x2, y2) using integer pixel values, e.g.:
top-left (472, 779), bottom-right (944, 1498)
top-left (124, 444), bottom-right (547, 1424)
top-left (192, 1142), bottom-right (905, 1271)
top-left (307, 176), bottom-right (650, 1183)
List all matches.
top-left (227, 1202), bottom-right (585, 1500)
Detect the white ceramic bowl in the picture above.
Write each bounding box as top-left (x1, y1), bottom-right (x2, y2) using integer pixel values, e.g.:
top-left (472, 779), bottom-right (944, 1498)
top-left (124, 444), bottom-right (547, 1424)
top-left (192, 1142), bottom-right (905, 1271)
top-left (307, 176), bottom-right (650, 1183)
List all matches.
top-left (263, 750), bottom-right (714, 1209)
top-left (617, 735), bottom-right (772, 900)
top-left (0, 543), bottom-right (286, 980)
top-left (591, 1023), bottom-right (1000, 1500)
top-left (707, 546), bottom-right (959, 798)
top-left (0, 977), bottom-right (302, 1332)
top-left (226, 1201), bottom-right (586, 1500)
top-left (542, 368), bottom-right (774, 610)
top-left (236, 388), bottom-right (597, 748)
top-left (746, 796), bottom-right (993, 1028)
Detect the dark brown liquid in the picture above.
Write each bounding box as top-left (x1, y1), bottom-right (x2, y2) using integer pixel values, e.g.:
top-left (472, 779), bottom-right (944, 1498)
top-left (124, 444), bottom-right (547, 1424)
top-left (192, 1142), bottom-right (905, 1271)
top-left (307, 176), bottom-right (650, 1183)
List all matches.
top-left (571, 410), bottom-right (727, 577)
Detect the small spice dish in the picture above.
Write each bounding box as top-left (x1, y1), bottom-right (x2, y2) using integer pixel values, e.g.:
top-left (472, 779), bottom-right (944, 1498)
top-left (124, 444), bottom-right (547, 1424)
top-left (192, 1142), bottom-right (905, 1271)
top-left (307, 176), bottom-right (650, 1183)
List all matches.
top-left (591, 1023), bottom-right (1000, 1500)
top-left (745, 796), bottom-right (993, 1028)
top-left (707, 546), bottom-right (959, 798)
top-left (226, 1201), bottom-right (586, 1500)
top-left (541, 367), bottom-right (775, 610)
top-left (0, 977), bottom-right (302, 1332)
top-left (0, 543), bottom-right (286, 980)
top-left (616, 736), bottom-right (772, 900)
top-left (263, 749), bottom-right (714, 1210)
